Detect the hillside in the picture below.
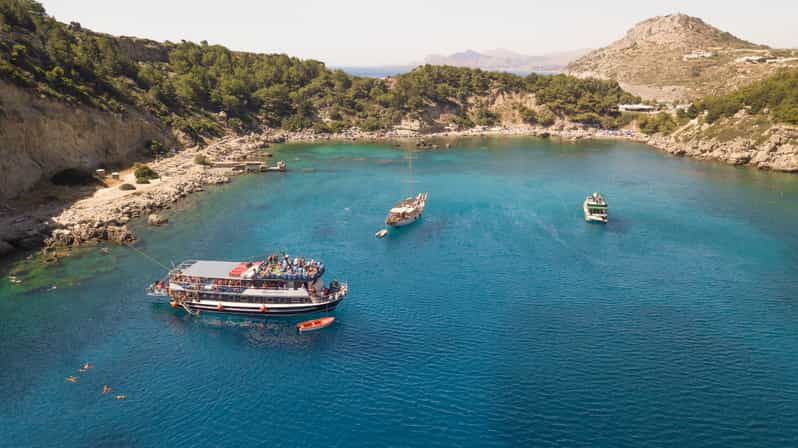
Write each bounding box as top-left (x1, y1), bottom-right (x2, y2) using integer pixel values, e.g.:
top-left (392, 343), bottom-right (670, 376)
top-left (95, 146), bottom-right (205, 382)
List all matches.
top-left (566, 14), bottom-right (798, 102)
top-left (642, 69), bottom-right (798, 171)
top-left (0, 0), bottom-right (640, 201)
top-left (423, 48), bottom-right (590, 73)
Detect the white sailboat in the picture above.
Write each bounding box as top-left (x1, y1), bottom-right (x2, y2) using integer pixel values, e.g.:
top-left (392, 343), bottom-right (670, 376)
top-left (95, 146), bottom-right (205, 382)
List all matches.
top-left (385, 152), bottom-right (427, 228)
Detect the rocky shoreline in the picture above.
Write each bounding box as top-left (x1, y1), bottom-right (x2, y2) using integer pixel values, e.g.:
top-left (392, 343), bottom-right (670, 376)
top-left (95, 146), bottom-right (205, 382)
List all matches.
top-left (0, 133), bottom-right (274, 260)
top-left (263, 124), bottom-right (645, 145)
top-left (1, 123), bottom-right (796, 263)
top-left (646, 125), bottom-right (798, 172)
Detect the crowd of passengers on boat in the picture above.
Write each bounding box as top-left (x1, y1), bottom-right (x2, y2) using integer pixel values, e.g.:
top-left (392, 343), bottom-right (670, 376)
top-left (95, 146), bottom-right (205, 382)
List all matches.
top-left (257, 254), bottom-right (324, 279)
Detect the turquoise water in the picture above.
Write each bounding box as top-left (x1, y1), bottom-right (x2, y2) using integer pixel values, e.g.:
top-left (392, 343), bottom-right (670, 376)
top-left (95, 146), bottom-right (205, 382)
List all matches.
top-left (2, 137), bottom-right (798, 447)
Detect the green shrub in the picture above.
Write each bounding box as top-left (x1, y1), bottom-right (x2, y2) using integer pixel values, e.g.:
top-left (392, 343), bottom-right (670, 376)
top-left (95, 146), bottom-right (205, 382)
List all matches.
top-left (359, 117), bottom-right (384, 131)
top-left (537, 107), bottom-right (557, 127)
top-left (518, 106), bottom-right (537, 124)
top-left (474, 109), bottom-right (499, 126)
top-left (639, 112), bottom-right (678, 135)
top-left (450, 115), bottom-right (474, 130)
top-left (145, 139), bottom-right (163, 154)
top-left (119, 183), bottom-right (136, 190)
top-left (133, 163), bottom-right (158, 183)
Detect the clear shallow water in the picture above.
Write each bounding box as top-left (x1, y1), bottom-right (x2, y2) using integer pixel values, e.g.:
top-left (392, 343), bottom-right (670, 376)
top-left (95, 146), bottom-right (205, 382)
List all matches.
top-left (2, 137), bottom-right (798, 447)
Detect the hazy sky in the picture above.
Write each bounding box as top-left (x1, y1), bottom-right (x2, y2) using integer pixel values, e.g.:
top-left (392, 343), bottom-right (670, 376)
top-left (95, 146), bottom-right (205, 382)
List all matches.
top-left (40, 0), bottom-right (798, 66)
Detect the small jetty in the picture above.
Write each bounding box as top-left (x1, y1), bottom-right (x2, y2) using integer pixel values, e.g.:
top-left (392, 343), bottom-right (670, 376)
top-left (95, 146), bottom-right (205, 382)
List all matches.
top-left (211, 160), bottom-right (286, 172)
top-left (297, 316), bottom-right (336, 332)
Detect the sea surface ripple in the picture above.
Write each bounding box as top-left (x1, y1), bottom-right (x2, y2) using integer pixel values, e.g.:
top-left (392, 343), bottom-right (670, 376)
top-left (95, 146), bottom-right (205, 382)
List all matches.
top-left (2, 137), bottom-right (798, 447)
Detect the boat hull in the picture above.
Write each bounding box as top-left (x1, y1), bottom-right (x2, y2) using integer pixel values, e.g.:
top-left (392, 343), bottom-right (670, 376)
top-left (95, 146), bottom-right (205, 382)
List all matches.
top-left (584, 214), bottom-right (608, 223)
top-left (388, 214), bottom-right (422, 228)
top-left (171, 297), bottom-right (343, 316)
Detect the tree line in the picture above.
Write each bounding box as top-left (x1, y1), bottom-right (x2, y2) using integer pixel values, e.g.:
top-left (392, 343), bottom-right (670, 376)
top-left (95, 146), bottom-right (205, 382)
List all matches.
top-left (694, 69), bottom-right (798, 125)
top-left (1, 0), bottom-right (642, 141)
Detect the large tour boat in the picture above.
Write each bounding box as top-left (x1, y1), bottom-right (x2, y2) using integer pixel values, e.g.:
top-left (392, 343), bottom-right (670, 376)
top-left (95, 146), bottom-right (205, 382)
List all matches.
top-left (147, 253), bottom-right (347, 316)
top-left (583, 192), bottom-right (609, 223)
top-left (385, 192), bottom-right (428, 227)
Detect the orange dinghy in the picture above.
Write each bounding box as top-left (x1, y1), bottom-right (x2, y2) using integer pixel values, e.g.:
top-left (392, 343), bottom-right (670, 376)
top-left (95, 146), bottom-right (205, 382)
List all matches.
top-left (296, 316), bottom-right (336, 332)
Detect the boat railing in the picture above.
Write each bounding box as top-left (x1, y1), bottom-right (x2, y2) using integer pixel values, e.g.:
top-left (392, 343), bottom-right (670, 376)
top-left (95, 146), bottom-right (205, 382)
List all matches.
top-left (174, 281), bottom-right (248, 294)
top-left (325, 283), bottom-right (348, 301)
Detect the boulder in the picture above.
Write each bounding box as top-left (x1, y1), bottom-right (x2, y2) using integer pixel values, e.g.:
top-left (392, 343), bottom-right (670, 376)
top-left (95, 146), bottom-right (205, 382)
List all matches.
top-left (147, 213), bottom-right (168, 226)
top-left (48, 229), bottom-right (74, 247)
top-left (107, 225), bottom-right (135, 244)
top-left (728, 152), bottom-right (752, 165)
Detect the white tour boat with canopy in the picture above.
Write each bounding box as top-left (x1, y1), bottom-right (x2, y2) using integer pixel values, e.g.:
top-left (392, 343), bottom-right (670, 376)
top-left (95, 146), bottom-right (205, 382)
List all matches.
top-left (148, 252), bottom-right (347, 316)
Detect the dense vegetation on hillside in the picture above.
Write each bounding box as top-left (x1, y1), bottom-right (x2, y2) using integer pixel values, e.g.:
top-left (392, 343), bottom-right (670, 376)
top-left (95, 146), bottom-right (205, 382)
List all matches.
top-left (1, 0), bottom-right (640, 140)
top-left (695, 69), bottom-right (798, 125)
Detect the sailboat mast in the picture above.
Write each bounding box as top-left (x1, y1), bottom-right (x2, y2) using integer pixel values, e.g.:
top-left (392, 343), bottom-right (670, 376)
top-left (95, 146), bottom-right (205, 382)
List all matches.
top-left (408, 150), bottom-right (413, 196)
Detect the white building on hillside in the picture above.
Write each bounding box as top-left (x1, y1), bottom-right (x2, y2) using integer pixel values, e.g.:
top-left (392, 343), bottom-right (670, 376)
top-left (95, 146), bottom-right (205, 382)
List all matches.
top-left (683, 50), bottom-right (714, 61)
top-left (618, 104), bottom-right (656, 113)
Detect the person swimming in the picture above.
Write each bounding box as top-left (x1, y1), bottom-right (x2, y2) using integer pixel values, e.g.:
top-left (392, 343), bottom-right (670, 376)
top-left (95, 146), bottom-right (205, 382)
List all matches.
top-left (66, 376), bottom-right (78, 383)
top-left (102, 385), bottom-right (111, 394)
top-left (115, 395), bottom-right (127, 400)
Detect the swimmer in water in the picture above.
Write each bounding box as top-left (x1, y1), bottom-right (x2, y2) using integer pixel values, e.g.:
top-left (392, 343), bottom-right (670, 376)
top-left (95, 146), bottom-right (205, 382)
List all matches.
top-left (115, 395), bottom-right (127, 400)
top-left (83, 363), bottom-right (93, 370)
top-left (102, 385), bottom-right (111, 394)
top-left (66, 376), bottom-right (78, 383)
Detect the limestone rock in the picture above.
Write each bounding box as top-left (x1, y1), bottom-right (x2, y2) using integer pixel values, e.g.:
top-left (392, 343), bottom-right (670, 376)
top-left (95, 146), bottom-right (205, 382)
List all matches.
top-left (147, 214), bottom-right (168, 226)
top-left (106, 225), bottom-right (135, 244)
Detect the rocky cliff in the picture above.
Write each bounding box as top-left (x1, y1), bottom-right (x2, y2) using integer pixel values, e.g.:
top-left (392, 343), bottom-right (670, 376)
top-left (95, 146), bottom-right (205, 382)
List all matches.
top-left (0, 80), bottom-right (173, 201)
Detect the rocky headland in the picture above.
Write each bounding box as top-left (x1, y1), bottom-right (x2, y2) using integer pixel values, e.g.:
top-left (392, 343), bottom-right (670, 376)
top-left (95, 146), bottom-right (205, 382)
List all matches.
top-left (0, 133), bottom-right (275, 259)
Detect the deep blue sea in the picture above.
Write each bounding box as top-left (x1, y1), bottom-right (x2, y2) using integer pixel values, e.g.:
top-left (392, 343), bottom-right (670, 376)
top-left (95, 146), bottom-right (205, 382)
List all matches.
top-left (2, 137), bottom-right (798, 447)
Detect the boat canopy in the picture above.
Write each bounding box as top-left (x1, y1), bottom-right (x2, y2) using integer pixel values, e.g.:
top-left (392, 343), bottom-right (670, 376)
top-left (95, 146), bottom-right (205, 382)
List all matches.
top-left (173, 258), bottom-right (325, 282)
top-left (390, 206), bottom-right (416, 214)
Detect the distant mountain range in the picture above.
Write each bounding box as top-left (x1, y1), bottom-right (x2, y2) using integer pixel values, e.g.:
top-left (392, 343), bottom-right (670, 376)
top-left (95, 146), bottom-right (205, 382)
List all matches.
top-left (336, 48), bottom-right (590, 78)
top-left (423, 48), bottom-right (591, 73)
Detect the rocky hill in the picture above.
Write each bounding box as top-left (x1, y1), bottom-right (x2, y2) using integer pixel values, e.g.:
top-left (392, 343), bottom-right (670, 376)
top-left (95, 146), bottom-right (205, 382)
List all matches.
top-left (566, 14), bottom-right (798, 102)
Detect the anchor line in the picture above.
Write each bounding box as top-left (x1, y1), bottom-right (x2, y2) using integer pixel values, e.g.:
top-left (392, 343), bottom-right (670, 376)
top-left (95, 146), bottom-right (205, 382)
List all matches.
top-left (123, 243), bottom-right (171, 271)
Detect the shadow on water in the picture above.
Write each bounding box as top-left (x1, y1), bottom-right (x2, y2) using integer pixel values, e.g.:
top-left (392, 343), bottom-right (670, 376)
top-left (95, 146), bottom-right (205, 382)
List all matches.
top-left (604, 215), bottom-right (632, 234)
top-left (381, 216), bottom-right (447, 243)
top-left (151, 305), bottom-right (343, 351)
